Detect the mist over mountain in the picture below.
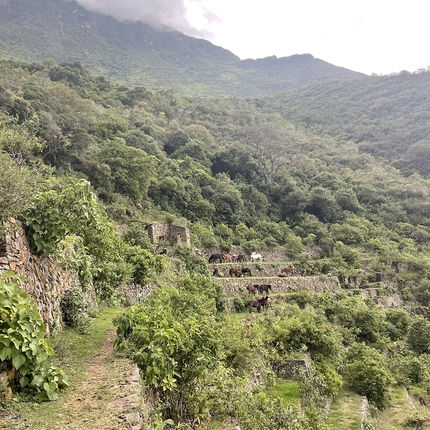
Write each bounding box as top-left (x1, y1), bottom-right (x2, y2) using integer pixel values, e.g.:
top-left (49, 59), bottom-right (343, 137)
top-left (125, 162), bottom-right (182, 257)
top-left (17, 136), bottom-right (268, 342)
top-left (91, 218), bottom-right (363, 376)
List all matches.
top-left (0, 0), bottom-right (364, 97)
top-left (75, 0), bottom-right (213, 38)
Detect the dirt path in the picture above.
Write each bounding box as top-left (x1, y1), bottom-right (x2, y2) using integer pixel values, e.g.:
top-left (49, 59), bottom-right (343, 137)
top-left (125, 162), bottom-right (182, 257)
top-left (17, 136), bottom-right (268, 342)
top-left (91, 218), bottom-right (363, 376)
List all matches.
top-left (0, 311), bottom-right (144, 430)
top-left (59, 329), bottom-right (143, 430)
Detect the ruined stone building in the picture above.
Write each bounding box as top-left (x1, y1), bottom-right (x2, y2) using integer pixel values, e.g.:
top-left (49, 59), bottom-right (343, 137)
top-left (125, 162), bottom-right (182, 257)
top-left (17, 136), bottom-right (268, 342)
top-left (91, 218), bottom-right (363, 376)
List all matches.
top-left (145, 223), bottom-right (190, 246)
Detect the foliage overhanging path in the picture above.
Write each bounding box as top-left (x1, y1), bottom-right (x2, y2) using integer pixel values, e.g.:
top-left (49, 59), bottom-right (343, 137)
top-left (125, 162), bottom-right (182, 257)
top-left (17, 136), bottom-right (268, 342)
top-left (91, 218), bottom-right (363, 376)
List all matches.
top-left (0, 308), bottom-right (142, 430)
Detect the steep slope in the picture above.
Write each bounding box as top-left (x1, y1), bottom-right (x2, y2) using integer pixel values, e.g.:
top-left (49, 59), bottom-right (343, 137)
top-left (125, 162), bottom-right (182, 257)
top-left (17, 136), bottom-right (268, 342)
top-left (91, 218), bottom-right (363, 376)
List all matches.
top-left (266, 70), bottom-right (430, 177)
top-left (0, 0), bottom-right (364, 97)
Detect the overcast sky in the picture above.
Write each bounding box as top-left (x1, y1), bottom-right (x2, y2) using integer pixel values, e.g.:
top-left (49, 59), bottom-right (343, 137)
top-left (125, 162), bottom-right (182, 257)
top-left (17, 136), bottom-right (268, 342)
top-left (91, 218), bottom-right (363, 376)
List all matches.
top-left (76, 0), bottom-right (429, 76)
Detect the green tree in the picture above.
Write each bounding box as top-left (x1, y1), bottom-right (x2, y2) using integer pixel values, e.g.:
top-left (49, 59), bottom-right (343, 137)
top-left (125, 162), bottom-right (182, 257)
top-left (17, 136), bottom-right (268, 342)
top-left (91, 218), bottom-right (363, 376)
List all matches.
top-left (269, 306), bottom-right (343, 364)
top-left (408, 316), bottom-right (430, 354)
top-left (345, 343), bottom-right (391, 409)
top-left (97, 139), bottom-right (157, 202)
top-left (23, 179), bottom-right (131, 296)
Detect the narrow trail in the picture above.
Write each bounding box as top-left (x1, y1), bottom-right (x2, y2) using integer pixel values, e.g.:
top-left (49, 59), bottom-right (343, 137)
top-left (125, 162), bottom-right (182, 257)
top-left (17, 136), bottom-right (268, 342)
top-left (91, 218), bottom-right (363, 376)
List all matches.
top-left (59, 329), bottom-right (143, 430)
top-left (0, 310), bottom-right (143, 430)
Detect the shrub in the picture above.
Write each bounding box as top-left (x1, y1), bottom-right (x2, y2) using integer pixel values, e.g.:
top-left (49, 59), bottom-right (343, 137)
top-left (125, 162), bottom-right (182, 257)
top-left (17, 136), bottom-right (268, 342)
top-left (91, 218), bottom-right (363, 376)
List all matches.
top-left (60, 286), bottom-right (93, 334)
top-left (345, 343), bottom-right (391, 409)
top-left (233, 295), bottom-right (247, 312)
top-left (0, 272), bottom-right (68, 400)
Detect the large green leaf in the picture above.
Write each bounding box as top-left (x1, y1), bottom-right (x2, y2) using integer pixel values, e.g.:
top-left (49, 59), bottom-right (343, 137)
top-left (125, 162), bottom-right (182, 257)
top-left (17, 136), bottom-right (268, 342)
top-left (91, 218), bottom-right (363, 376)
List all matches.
top-left (0, 346), bottom-right (12, 361)
top-left (12, 353), bottom-right (26, 370)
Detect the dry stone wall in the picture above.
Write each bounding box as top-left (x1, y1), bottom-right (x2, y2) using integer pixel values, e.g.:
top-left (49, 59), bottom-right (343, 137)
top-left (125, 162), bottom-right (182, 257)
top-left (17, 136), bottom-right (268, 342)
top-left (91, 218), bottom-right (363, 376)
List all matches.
top-left (217, 275), bottom-right (341, 297)
top-left (0, 219), bottom-right (82, 335)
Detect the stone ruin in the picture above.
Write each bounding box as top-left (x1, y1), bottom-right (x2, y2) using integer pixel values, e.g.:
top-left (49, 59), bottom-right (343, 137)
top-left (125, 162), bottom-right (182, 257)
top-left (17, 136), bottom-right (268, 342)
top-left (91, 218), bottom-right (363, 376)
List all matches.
top-left (145, 223), bottom-right (190, 246)
top-left (271, 354), bottom-right (312, 379)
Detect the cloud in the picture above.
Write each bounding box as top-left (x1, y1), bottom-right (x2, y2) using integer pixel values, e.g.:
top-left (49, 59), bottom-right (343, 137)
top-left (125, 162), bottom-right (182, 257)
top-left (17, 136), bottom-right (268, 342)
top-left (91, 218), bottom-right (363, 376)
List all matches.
top-left (75, 0), bottom-right (214, 38)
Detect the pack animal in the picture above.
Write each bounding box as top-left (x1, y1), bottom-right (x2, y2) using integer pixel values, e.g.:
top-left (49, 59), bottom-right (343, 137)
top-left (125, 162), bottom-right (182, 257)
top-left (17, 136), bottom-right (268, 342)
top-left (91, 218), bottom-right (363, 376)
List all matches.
top-left (241, 267), bottom-right (252, 276)
top-left (212, 268), bottom-right (224, 277)
top-left (229, 267), bottom-right (243, 278)
top-left (258, 284), bottom-right (272, 294)
top-left (222, 254), bottom-right (233, 263)
top-left (208, 254), bottom-right (223, 264)
top-left (236, 254), bottom-right (246, 262)
top-left (281, 267), bottom-right (295, 276)
top-left (248, 296), bottom-right (268, 313)
top-left (250, 252), bottom-right (262, 262)
top-left (246, 284), bottom-right (259, 295)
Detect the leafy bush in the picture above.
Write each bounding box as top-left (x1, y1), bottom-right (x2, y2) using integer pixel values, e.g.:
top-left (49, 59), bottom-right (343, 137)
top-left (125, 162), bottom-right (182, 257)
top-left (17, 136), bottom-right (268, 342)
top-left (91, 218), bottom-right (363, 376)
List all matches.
top-left (60, 286), bottom-right (93, 334)
top-left (344, 343), bottom-right (391, 409)
top-left (233, 295), bottom-right (247, 312)
top-left (23, 179), bottom-right (137, 297)
top-left (114, 278), bottom-right (224, 421)
top-left (173, 245), bottom-right (209, 277)
top-left (0, 272), bottom-right (68, 400)
top-left (407, 316), bottom-right (430, 354)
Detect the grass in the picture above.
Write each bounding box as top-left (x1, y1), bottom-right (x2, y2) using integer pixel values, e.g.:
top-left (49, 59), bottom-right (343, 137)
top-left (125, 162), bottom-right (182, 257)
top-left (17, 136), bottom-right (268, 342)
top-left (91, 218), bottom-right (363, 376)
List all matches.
top-left (325, 388), bottom-right (362, 430)
top-left (376, 385), bottom-right (415, 429)
top-left (265, 380), bottom-right (300, 407)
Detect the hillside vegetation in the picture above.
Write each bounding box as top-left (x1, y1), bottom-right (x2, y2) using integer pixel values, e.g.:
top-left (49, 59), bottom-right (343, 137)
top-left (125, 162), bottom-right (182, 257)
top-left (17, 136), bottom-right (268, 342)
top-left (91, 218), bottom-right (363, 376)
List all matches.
top-left (267, 70), bottom-right (430, 177)
top-left (2, 58), bottom-right (430, 429)
top-left (0, 0), bottom-right (364, 97)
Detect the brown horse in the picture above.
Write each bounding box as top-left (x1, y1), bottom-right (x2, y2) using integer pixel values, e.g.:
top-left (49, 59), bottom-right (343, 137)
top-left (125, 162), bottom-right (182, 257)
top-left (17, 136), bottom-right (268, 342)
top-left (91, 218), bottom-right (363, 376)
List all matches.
top-left (265, 297), bottom-right (273, 308)
top-left (246, 284), bottom-right (259, 295)
top-left (281, 267), bottom-right (295, 276)
top-left (248, 296), bottom-right (268, 313)
top-left (213, 268), bottom-right (225, 277)
top-left (208, 254), bottom-right (223, 263)
top-left (222, 254), bottom-right (233, 263)
top-left (229, 267), bottom-right (243, 278)
top-left (236, 254), bottom-right (246, 262)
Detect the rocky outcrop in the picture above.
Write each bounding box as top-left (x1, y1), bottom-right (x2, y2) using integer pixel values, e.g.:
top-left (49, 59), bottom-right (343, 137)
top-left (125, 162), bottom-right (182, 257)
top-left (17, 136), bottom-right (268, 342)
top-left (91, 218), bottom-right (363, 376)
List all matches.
top-left (0, 219), bottom-right (82, 335)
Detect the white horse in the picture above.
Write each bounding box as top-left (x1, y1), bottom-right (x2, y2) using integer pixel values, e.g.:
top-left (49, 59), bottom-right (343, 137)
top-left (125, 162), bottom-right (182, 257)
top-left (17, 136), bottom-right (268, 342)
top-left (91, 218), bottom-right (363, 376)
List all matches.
top-left (250, 252), bottom-right (262, 262)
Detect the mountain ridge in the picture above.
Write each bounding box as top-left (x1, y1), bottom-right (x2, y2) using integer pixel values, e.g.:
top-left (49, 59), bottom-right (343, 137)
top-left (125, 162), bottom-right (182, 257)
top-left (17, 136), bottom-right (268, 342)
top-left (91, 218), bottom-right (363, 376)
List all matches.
top-left (0, 0), bottom-right (365, 97)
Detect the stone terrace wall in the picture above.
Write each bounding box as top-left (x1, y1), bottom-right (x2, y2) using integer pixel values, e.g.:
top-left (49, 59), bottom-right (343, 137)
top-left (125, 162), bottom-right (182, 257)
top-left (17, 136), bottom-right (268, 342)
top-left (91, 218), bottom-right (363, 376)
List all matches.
top-left (217, 275), bottom-right (341, 297)
top-left (0, 219), bottom-right (81, 336)
top-left (271, 355), bottom-right (312, 378)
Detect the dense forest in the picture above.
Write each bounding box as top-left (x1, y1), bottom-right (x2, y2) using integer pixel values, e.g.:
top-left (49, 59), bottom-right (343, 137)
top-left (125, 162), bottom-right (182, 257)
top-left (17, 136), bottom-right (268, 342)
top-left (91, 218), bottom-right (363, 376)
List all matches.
top-left (2, 58), bottom-right (430, 429)
top-left (267, 69), bottom-right (430, 177)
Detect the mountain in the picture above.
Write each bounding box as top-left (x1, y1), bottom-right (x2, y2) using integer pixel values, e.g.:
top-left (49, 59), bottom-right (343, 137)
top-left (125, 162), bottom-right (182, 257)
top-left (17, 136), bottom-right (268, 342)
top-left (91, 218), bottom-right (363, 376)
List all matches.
top-left (0, 0), bottom-right (365, 97)
top-left (265, 70), bottom-right (430, 177)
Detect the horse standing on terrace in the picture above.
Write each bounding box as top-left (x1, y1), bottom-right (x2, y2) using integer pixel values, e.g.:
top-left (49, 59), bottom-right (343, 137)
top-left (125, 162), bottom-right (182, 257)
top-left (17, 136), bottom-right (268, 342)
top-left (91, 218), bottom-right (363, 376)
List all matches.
top-left (246, 284), bottom-right (259, 295)
top-left (258, 284), bottom-right (272, 294)
top-left (212, 268), bottom-right (224, 277)
top-left (250, 252), bottom-right (262, 262)
top-left (229, 267), bottom-right (243, 277)
top-left (248, 296), bottom-right (268, 313)
top-left (241, 267), bottom-right (252, 276)
top-left (281, 267), bottom-right (295, 276)
top-left (208, 253), bottom-right (223, 263)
